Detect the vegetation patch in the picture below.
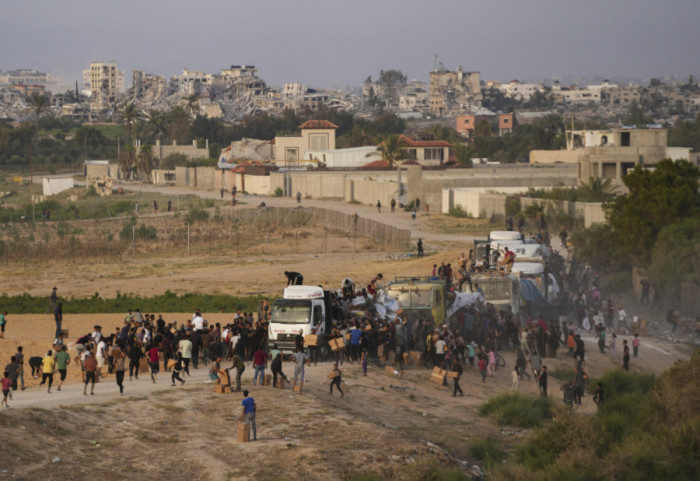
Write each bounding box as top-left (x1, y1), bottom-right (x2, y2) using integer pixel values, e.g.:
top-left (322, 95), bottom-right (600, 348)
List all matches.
top-left (478, 393), bottom-right (553, 428)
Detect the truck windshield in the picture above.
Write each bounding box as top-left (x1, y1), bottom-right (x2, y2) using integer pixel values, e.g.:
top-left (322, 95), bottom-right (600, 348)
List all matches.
top-left (468, 278), bottom-right (512, 301)
top-left (387, 287), bottom-right (433, 309)
top-left (270, 301), bottom-right (311, 324)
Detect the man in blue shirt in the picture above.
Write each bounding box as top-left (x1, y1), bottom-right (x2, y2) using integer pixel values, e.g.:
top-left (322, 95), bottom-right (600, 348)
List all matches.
top-left (241, 390), bottom-right (257, 441)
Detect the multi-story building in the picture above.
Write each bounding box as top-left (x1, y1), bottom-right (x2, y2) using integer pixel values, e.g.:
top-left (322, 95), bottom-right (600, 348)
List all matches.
top-left (0, 69), bottom-right (61, 92)
top-left (220, 65), bottom-right (258, 81)
top-left (282, 83), bottom-right (307, 98)
top-left (429, 66), bottom-right (482, 117)
top-left (170, 68), bottom-right (212, 94)
top-left (456, 113), bottom-right (513, 138)
top-left (498, 80), bottom-right (541, 101)
top-left (84, 62), bottom-right (124, 110)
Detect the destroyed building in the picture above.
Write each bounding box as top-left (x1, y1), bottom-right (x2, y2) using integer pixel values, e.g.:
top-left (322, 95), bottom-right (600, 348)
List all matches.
top-left (429, 66), bottom-right (483, 117)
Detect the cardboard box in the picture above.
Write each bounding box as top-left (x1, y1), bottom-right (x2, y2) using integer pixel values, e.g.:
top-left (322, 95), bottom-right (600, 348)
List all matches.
top-left (327, 372), bottom-right (336, 379)
top-left (385, 366), bottom-right (398, 376)
top-left (430, 367), bottom-right (447, 384)
top-left (167, 359), bottom-right (177, 369)
top-left (214, 384), bottom-right (230, 393)
top-left (446, 371), bottom-right (459, 379)
top-left (406, 351), bottom-right (422, 366)
top-left (294, 384), bottom-right (302, 393)
top-left (276, 378), bottom-right (286, 390)
top-left (264, 374), bottom-right (272, 386)
top-left (139, 357), bottom-right (150, 373)
top-left (237, 422), bottom-right (250, 443)
top-left (305, 334), bottom-right (318, 347)
top-left (330, 337), bottom-right (345, 351)
top-left (239, 406), bottom-right (246, 422)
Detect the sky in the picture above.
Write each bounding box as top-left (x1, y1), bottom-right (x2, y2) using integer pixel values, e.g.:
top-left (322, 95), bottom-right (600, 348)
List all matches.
top-left (2, 0), bottom-right (699, 89)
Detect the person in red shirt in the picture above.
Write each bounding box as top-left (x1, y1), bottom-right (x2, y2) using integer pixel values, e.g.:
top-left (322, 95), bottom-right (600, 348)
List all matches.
top-left (252, 348), bottom-right (267, 386)
top-left (147, 343), bottom-right (160, 383)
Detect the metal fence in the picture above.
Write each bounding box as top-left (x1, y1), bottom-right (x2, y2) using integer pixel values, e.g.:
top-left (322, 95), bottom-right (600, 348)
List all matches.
top-left (223, 206), bottom-right (411, 251)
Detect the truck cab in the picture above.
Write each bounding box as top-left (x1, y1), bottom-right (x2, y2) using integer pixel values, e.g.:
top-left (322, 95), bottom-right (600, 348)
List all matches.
top-left (462, 271), bottom-right (521, 315)
top-left (267, 286), bottom-right (327, 353)
top-left (385, 277), bottom-right (446, 326)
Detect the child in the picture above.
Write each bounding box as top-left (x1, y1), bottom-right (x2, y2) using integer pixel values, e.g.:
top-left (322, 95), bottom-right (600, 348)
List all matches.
top-left (1, 371), bottom-right (10, 408)
top-left (632, 333), bottom-right (640, 357)
top-left (610, 333), bottom-right (617, 356)
top-left (329, 363), bottom-right (343, 398)
top-left (510, 368), bottom-right (519, 392)
top-left (478, 357), bottom-right (487, 382)
top-left (361, 350), bottom-right (367, 377)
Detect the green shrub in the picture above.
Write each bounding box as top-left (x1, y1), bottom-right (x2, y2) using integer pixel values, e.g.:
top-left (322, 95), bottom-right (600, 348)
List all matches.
top-left (505, 196), bottom-right (521, 217)
top-left (469, 438), bottom-right (505, 465)
top-left (184, 207), bottom-right (209, 224)
top-left (135, 224), bottom-right (158, 240)
top-left (448, 205), bottom-right (469, 218)
top-left (273, 187), bottom-right (283, 197)
top-left (421, 465), bottom-right (471, 481)
top-left (479, 393), bottom-right (553, 428)
top-left (404, 200), bottom-right (415, 212)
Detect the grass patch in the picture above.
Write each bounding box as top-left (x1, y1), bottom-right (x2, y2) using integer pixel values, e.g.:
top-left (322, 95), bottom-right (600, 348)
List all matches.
top-left (470, 438), bottom-right (505, 466)
top-left (548, 367), bottom-right (574, 382)
top-left (479, 393), bottom-right (553, 428)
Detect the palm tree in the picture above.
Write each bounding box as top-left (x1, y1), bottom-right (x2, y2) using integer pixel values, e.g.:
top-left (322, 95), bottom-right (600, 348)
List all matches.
top-left (365, 134), bottom-right (407, 168)
top-left (117, 102), bottom-right (141, 179)
top-left (183, 94), bottom-right (200, 118)
top-left (137, 144), bottom-right (158, 183)
top-left (29, 94), bottom-right (50, 150)
top-left (577, 177), bottom-right (617, 202)
top-left (452, 143), bottom-right (476, 168)
top-left (143, 109), bottom-right (167, 143)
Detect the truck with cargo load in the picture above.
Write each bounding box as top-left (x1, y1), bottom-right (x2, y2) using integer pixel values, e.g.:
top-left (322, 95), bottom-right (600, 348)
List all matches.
top-left (267, 285), bottom-right (332, 354)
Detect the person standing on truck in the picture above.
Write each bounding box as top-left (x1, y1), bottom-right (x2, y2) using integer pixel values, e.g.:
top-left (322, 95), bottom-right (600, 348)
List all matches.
top-left (284, 271), bottom-right (304, 286)
top-left (292, 346), bottom-right (309, 392)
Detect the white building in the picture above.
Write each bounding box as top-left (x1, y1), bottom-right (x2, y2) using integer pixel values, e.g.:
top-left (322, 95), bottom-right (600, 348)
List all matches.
top-left (499, 80), bottom-right (541, 101)
top-left (170, 68), bottom-right (212, 94)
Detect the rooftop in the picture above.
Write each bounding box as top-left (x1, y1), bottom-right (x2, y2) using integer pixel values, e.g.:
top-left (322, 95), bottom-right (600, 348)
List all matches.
top-left (298, 119), bottom-right (339, 130)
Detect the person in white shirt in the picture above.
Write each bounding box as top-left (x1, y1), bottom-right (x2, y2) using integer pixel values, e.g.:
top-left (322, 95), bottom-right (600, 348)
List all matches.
top-left (192, 310), bottom-right (205, 332)
top-left (178, 335), bottom-right (193, 376)
top-left (95, 339), bottom-right (106, 378)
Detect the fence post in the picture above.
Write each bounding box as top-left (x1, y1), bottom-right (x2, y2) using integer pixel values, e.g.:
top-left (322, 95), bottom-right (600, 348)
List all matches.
top-left (187, 222), bottom-right (190, 256)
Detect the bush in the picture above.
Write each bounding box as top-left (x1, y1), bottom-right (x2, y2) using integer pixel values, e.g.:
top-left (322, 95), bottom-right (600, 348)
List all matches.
top-left (599, 271), bottom-right (632, 293)
top-left (469, 438), bottom-right (505, 465)
top-left (184, 207), bottom-right (209, 224)
top-left (135, 224), bottom-right (158, 240)
top-left (448, 205), bottom-right (470, 218)
top-left (273, 187), bottom-right (283, 197)
top-left (505, 196), bottom-right (521, 217)
top-left (479, 393), bottom-right (553, 428)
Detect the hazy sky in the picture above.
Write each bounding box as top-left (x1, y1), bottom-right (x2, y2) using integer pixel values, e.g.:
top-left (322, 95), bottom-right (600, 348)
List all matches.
top-left (2, 0), bottom-right (699, 89)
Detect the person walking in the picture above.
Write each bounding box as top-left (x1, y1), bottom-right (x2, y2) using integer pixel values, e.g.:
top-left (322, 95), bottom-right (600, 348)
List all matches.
top-left (241, 390), bottom-right (257, 441)
top-left (270, 352), bottom-right (288, 388)
top-left (53, 302), bottom-right (63, 339)
top-left (411, 208), bottom-right (416, 221)
top-left (147, 343), bottom-right (160, 383)
top-left (510, 368), bottom-right (520, 392)
top-left (296, 191), bottom-right (301, 204)
top-left (593, 382), bottom-right (604, 413)
top-left (376, 200), bottom-right (381, 213)
top-left (622, 340), bottom-right (630, 371)
top-left (537, 365), bottom-right (548, 397)
top-left (171, 353), bottom-right (186, 386)
top-left (113, 344), bottom-right (126, 394)
top-left (252, 347), bottom-right (267, 386)
top-left (15, 346), bottom-right (25, 391)
top-left (0, 311), bottom-right (6, 339)
top-left (390, 198), bottom-right (396, 213)
top-left (83, 352), bottom-right (97, 396)
top-left (45, 287), bottom-right (58, 315)
top-left (178, 335), bottom-right (193, 376)
top-left (632, 333), bottom-right (640, 357)
top-left (417, 239), bottom-right (424, 258)
top-left (231, 354), bottom-right (245, 392)
top-left (292, 346), bottom-right (309, 392)
top-left (40, 350), bottom-right (55, 394)
top-left (329, 363), bottom-right (343, 398)
top-left (1, 371), bottom-right (11, 408)
top-left (55, 345), bottom-right (70, 392)
top-left (452, 363), bottom-right (464, 397)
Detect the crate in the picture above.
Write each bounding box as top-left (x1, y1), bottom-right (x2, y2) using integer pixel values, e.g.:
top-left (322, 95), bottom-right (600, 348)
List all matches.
top-left (430, 367), bottom-right (447, 384)
top-left (237, 422), bottom-right (250, 443)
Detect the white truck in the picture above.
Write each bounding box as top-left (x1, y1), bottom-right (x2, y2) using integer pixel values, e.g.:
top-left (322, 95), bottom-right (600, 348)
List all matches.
top-left (267, 285), bottom-right (329, 353)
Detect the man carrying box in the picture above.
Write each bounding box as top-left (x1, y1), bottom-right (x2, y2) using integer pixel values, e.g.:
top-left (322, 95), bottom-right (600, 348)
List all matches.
top-left (241, 390), bottom-right (257, 441)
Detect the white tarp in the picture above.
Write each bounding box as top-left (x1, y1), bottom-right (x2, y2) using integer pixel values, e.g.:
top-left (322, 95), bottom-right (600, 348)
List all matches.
top-left (446, 291), bottom-right (483, 319)
top-left (42, 177), bottom-right (74, 196)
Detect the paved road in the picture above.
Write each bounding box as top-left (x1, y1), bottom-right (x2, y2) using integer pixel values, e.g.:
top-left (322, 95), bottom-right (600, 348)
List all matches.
top-left (113, 181), bottom-right (476, 244)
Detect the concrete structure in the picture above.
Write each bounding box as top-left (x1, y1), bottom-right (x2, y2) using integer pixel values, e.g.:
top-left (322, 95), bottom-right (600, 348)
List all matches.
top-left (305, 146), bottom-right (377, 168)
top-left (499, 80), bottom-right (541, 101)
top-left (273, 120), bottom-right (337, 162)
top-left (399, 136), bottom-right (451, 166)
top-left (86, 62), bottom-right (124, 110)
top-left (222, 138), bottom-right (273, 162)
top-left (0, 69), bottom-right (61, 92)
top-left (137, 139), bottom-right (209, 162)
top-left (456, 113), bottom-right (513, 138)
top-left (150, 169), bottom-right (176, 185)
top-left (84, 160), bottom-right (120, 179)
top-left (220, 65), bottom-right (258, 80)
top-left (429, 66), bottom-right (482, 116)
top-left (170, 68), bottom-right (212, 94)
top-left (42, 177), bottom-right (74, 196)
top-left (530, 128), bottom-right (691, 190)
top-left (442, 189), bottom-right (507, 218)
top-left (175, 166), bottom-right (216, 189)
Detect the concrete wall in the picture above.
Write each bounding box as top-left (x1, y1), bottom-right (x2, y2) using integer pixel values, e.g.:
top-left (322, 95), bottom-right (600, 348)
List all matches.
top-left (174, 166), bottom-right (216, 189)
top-left (345, 179), bottom-right (399, 207)
top-left (530, 150), bottom-right (579, 164)
top-left (306, 146), bottom-right (376, 168)
top-left (151, 139), bottom-right (209, 161)
top-left (42, 177), bottom-right (74, 196)
top-left (150, 169), bottom-right (176, 185)
top-left (85, 163), bottom-right (119, 179)
top-left (519, 197), bottom-right (605, 227)
top-left (442, 190), bottom-right (507, 218)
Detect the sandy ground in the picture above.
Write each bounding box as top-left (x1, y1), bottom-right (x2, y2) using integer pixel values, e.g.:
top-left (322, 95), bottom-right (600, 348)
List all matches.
top-left (0, 184), bottom-right (693, 480)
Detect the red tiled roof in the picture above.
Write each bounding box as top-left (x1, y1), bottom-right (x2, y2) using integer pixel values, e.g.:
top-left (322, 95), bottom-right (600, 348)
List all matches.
top-left (298, 119), bottom-right (339, 129)
top-left (401, 159), bottom-right (420, 165)
top-left (398, 135), bottom-right (451, 148)
top-left (361, 159), bottom-right (390, 169)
